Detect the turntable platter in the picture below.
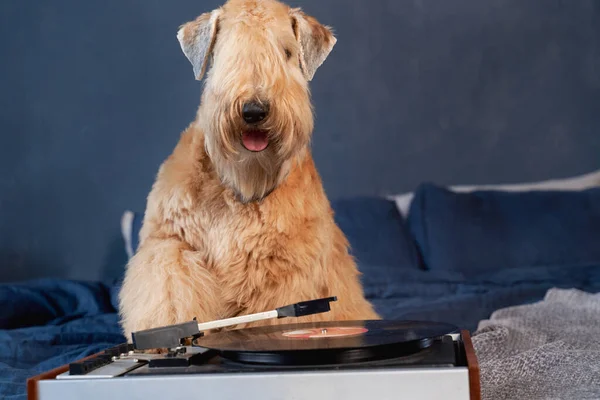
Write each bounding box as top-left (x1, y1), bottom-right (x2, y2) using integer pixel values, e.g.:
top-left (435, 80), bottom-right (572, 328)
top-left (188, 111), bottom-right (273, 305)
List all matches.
top-left (193, 320), bottom-right (459, 365)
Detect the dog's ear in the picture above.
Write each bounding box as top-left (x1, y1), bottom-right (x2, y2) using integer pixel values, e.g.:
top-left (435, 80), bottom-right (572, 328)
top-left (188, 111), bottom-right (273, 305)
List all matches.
top-left (177, 9), bottom-right (222, 80)
top-left (289, 8), bottom-right (337, 81)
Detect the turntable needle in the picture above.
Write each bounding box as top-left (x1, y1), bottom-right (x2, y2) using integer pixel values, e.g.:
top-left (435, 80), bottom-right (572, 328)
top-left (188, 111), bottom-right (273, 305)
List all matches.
top-left (130, 297), bottom-right (337, 350)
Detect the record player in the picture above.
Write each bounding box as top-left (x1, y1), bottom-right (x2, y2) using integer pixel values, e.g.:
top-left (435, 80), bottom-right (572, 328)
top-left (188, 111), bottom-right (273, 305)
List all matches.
top-left (28, 296), bottom-right (481, 400)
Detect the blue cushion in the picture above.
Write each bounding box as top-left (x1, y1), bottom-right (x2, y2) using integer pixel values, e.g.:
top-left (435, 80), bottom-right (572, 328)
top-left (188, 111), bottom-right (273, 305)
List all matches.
top-left (406, 183), bottom-right (600, 275)
top-left (330, 197), bottom-right (421, 271)
top-left (121, 197), bottom-right (421, 272)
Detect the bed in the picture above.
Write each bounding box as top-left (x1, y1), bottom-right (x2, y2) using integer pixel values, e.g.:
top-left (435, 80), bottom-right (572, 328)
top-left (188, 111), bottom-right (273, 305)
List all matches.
top-left (3, 178), bottom-right (600, 399)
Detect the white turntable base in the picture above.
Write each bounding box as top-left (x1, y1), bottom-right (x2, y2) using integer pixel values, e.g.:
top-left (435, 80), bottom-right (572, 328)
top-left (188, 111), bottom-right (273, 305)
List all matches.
top-left (37, 366), bottom-right (471, 400)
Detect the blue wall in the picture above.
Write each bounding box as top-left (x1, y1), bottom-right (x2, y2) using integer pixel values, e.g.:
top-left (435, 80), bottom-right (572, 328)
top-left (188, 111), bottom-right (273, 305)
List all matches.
top-left (1, 0), bottom-right (599, 283)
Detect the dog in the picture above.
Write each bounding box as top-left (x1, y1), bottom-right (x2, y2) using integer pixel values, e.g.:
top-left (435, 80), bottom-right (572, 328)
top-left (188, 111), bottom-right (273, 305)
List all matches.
top-left (118, 0), bottom-right (380, 342)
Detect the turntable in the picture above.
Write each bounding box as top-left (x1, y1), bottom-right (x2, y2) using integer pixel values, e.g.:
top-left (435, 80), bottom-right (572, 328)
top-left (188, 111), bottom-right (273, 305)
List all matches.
top-left (27, 296), bottom-right (481, 400)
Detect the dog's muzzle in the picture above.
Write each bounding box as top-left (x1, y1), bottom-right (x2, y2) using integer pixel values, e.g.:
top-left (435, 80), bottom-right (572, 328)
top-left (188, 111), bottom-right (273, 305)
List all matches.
top-left (241, 101), bottom-right (270, 152)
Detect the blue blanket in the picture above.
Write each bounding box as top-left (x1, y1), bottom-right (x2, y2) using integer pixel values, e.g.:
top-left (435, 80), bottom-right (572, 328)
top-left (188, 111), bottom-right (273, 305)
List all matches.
top-left (0, 279), bottom-right (125, 400)
top-left (3, 264), bottom-right (600, 400)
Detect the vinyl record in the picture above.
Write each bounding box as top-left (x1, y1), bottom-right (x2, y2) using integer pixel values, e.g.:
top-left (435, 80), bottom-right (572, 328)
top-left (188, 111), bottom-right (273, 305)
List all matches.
top-left (193, 320), bottom-right (459, 366)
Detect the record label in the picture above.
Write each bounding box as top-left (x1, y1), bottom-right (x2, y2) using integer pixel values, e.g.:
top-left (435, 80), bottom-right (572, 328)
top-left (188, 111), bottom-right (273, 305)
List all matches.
top-left (282, 327), bottom-right (368, 339)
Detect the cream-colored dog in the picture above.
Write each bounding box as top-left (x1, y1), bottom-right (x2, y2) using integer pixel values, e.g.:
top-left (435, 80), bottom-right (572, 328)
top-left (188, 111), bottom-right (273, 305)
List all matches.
top-left (118, 0), bottom-right (379, 342)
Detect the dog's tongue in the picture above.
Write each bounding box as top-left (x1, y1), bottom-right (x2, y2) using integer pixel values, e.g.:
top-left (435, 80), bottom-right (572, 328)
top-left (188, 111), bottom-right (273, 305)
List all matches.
top-left (242, 130), bottom-right (269, 152)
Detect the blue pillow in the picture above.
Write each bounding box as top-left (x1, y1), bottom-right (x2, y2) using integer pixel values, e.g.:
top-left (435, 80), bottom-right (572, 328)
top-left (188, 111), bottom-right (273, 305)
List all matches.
top-left (330, 196), bottom-right (421, 271)
top-left (406, 183), bottom-right (600, 275)
top-left (121, 197), bottom-right (421, 271)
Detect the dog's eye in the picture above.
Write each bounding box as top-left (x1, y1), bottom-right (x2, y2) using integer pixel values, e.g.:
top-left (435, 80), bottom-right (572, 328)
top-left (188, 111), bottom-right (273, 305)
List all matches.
top-left (284, 48), bottom-right (292, 60)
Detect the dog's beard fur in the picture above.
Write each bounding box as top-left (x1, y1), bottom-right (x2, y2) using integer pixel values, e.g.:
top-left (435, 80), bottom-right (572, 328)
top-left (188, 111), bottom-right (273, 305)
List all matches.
top-left (201, 100), bottom-right (311, 203)
top-left (196, 28), bottom-right (314, 203)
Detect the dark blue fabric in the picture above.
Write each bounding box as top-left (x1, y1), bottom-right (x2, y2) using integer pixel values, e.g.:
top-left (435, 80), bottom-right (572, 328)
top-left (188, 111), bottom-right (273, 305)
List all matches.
top-left (331, 197), bottom-right (422, 271)
top-left (366, 263), bottom-right (600, 329)
top-left (407, 183), bottom-right (600, 275)
top-left (0, 279), bottom-right (125, 400)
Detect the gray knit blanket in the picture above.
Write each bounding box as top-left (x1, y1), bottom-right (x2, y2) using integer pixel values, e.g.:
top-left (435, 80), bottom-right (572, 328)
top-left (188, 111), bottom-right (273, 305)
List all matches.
top-left (472, 288), bottom-right (600, 400)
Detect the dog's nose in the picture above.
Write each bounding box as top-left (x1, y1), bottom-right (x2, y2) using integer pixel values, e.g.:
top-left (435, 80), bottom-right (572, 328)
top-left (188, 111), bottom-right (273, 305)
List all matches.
top-left (242, 102), bottom-right (268, 124)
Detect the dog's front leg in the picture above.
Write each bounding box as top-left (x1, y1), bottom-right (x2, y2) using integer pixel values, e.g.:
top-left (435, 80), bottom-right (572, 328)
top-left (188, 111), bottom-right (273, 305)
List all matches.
top-left (117, 237), bottom-right (223, 343)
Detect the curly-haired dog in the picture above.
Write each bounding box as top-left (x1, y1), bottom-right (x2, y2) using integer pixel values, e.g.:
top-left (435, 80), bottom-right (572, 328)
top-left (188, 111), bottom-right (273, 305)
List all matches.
top-left (118, 0), bottom-right (379, 341)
